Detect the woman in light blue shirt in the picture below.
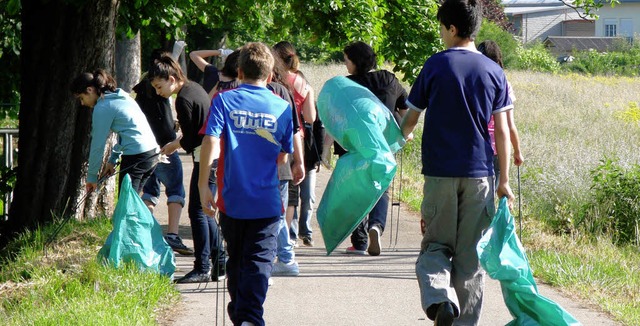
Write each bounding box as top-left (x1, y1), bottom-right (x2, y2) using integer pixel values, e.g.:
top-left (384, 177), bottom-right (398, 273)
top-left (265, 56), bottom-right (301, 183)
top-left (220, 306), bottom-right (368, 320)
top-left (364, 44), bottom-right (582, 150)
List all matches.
top-left (71, 69), bottom-right (158, 194)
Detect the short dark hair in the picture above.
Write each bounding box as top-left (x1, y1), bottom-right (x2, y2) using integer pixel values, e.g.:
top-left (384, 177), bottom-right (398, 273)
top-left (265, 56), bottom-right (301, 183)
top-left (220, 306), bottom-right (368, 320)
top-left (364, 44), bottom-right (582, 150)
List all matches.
top-left (239, 42), bottom-right (274, 81)
top-left (221, 50), bottom-right (240, 78)
top-left (437, 0), bottom-right (482, 40)
top-left (477, 40), bottom-right (504, 68)
top-left (70, 69), bottom-right (117, 95)
top-left (343, 41), bottom-right (377, 75)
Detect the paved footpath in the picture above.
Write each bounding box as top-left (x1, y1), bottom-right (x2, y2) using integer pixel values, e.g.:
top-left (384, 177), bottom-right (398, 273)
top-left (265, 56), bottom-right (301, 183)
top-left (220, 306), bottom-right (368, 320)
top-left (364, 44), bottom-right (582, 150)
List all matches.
top-left (156, 152), bottom-right (619, 326)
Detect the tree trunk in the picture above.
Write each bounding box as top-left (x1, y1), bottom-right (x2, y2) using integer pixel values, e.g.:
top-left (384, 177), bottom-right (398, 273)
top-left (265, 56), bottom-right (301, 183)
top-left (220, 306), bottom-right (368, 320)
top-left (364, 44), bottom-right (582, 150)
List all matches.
top-left (3, 0), bottom-right (120, 245)
top-left (115, 31), bottom-right (141, 92)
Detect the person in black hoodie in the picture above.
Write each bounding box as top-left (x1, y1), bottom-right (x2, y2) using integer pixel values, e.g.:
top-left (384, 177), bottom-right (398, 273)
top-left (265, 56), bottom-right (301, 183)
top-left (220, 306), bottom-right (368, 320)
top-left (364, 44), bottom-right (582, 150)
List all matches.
top-left (133, 49), bottom-right (191, 256)
top-left (148, 54), bottom-right (226, 283)
top-left (340, 41), bottom-right (408, 256)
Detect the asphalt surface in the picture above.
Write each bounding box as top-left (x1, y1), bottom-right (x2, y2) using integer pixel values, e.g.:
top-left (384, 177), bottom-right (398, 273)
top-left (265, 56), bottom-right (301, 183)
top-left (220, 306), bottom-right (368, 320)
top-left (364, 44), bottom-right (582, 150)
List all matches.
top-left (154, 152), bottom-right (620, 326)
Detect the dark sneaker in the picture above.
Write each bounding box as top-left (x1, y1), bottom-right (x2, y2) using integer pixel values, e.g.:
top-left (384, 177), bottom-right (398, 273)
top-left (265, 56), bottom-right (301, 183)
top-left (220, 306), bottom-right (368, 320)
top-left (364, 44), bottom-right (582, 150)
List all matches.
top-left (175, 269), bottom-right (211, 284)
top-left (367, 225), bottom-right (382, 256)
top-left (434, 302), bottom-right (455, 326)
top-left (301, 235), bottom-right (314, 247)
top-left (164, 234), bottom-right (194, 256)
top-left (345, 246), bottom-right (367, 255)
top-left (212, 264), bottom-right (226, 282)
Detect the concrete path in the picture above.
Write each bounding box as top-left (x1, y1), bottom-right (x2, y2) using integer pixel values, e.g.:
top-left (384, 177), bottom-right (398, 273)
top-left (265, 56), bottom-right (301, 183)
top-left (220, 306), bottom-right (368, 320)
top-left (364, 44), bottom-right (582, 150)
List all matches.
top-left (155, 152), bottom-right (619, 325)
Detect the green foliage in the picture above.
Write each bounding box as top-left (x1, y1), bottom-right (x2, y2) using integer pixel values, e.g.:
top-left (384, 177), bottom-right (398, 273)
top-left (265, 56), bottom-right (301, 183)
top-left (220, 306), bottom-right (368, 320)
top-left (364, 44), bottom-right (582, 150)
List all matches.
top-left (613, 102), bottom-right (640, 123)
top-left (0, 1), bottom-right (21, 118)
top-left (583, 159), bottom-right (640, 246)
top-left (511, 42), bottom-right (560, 73)
top-left (476, 20), bottom-right (520, 68)
top-left (564, 45), bottom-right (640, 77)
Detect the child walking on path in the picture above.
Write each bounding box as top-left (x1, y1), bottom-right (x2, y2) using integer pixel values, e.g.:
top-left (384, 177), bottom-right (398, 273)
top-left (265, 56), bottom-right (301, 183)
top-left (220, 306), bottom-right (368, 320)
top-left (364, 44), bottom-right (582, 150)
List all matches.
top-left (199, 42), bottom-right (300, 326)
top-left (400, 0), bottom-right (515, 324)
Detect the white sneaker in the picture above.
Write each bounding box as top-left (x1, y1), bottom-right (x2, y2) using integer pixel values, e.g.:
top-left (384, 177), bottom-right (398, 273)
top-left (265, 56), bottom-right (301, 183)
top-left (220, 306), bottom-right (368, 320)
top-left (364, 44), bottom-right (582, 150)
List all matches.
top-left (268, 277), bottom-right (274, 286)
top-left (271, 260), bottom-right (300, 276)
top-left (368, 225), bottom-right (382, 256)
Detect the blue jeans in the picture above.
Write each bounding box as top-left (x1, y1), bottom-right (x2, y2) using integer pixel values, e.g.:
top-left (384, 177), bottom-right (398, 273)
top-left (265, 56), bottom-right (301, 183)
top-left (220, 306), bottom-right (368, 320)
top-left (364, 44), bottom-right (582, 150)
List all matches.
top-left (277, 180), bottom-right (294, 264)
top-left (350, 189), bottom-right (389, 251)
top-left (292, 168), bottom-right (315, 238)
top-left (219, 213), bottom-right (279, 326)
top-left (141, 151), bottom-right (185, 206)
top-left (189, 160), bottom-right (224, 272)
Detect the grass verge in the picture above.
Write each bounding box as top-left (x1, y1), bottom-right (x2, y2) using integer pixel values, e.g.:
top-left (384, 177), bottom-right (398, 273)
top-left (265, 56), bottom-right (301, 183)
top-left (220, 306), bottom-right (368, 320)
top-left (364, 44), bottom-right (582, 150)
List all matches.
top-left (0, 217), bottom-right (180, 325)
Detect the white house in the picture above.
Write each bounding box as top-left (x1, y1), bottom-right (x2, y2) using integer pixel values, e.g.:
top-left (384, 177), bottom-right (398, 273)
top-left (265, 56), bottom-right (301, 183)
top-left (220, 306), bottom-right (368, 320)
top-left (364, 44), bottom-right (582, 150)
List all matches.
top-left (502, 0), bottom-right (594, 43)
top-left (594, 0), bottom-right (640, 40)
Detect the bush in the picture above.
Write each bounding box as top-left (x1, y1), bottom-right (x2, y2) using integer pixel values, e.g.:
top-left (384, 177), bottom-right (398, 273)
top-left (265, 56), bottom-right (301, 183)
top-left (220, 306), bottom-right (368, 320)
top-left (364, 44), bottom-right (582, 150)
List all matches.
top-left (564, 47), bottom-right (640, 77)
top-left (511, 42), bottom-right (560, 73)
top-left (476, 19), bottom-right (520, 68)
top-left (582, 159), bottom-right (640, 246)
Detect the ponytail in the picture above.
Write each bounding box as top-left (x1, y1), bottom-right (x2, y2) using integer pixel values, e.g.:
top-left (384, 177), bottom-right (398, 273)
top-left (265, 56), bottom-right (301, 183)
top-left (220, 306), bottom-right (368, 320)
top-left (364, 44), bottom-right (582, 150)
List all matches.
top-left (70, 68), bottom-right (117, 95)
top-left (147, 54), bottom-right (187, 83)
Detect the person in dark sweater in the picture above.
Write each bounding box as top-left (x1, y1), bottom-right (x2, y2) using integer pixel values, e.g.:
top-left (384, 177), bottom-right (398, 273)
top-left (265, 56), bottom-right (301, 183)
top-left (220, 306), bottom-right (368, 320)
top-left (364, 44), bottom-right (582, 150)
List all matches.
top-left (339, 41), bottom-right (408, 256)
top-left (148, 54), bottom-right (226, 283)
top-left (133, 49), bottom-right (191, 256)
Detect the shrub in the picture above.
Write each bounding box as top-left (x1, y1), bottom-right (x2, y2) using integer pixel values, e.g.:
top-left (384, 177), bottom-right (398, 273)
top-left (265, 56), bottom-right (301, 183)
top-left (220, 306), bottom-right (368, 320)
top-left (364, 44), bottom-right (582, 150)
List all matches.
top-left (582, 159), bottom-right (640, 246)
top-left (476, 19), bottom-right (520, 68)
top-left (511, 42), bottom-right (560, 73)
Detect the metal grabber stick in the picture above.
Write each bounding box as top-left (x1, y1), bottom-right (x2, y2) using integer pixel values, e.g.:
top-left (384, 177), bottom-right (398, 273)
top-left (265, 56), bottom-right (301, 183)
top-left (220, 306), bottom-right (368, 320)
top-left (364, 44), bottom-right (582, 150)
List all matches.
top-left (388, 150), bottom-right (403, 250)
top-left (518, 165), bottom-right (523, 241)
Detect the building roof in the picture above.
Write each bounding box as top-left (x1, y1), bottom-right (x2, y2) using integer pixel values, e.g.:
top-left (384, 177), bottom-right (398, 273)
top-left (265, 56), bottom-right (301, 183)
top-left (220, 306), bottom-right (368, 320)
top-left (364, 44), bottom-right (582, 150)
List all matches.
top-left (502, 0), bottom-right (567, 6)
top-left (544, 36), bottom-right (624, 53)
top-left (505, 6), bottom-right (569, 14)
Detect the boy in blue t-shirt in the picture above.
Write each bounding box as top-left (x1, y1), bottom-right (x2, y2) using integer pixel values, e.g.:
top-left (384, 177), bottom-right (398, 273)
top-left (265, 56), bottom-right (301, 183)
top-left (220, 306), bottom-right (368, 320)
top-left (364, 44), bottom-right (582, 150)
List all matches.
top-left (198, 42), bottom-right (297, 326)
top-left (400, 0), bottom-right (515, 325)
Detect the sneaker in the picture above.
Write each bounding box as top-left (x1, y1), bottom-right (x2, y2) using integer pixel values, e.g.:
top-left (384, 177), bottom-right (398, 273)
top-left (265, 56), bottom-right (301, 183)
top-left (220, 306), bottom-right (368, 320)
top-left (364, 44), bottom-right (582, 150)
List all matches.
top-left (301, 235), bottom-right (314, 247)
top-left (368, 225), bottom-right (382, 256)
top-left (164, 234), bottom-right (194, 256)
top-left (175, 269), bottom-right (211, 284)
top-left (434, 302), bottom-right (455, 326)
top-left (211, 264), bottom-right (226, 282)
top-left (345, 246), bottom-right (367, 255)
top-left (271, 260), bottom-right (300, 276)
top-left (268, 277), bottom-right (274, 286)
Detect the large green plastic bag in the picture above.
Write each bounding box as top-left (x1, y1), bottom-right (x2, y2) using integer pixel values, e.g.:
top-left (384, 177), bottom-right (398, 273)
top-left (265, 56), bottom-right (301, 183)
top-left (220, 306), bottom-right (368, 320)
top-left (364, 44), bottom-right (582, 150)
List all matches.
top-left (97, 174), bottom-right (175, 277)
top-left (316, 76), bottom-right (404, 255)
top-left (477, 198), bottom-right (581, 326)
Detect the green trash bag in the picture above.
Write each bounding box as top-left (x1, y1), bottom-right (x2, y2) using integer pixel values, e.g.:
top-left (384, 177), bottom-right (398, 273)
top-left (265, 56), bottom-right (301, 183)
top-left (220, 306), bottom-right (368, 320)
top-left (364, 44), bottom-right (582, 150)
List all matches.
top-left (97, 174), bottom-right (175, 277)
top-left (477, 197), bottom-right (581, 326)
top-left (316, 76), bottom-right (404, 255)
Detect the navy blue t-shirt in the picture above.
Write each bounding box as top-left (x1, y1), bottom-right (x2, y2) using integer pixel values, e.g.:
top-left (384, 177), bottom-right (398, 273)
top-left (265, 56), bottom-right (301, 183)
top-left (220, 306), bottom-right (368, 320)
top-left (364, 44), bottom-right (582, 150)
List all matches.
top-left (406, 48), bottom-right (513, 178)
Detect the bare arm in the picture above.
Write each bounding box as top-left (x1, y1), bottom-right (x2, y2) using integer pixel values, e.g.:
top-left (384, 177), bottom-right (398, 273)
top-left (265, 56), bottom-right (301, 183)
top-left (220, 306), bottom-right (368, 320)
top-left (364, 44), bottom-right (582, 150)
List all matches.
top-left (189, 49), bottom-right (224, 72)
top-left (507, 110), bottom-right (524, 166)
top-left (291, 131), bottom-right (305, 185)
top-left (198, 135), bottom-right (220, 217)
top-left (301, 87), bottom-right (317, 124)
top-left (400, 109), bottom-right (421, 140)
top-left (494, 111), bottom-right (515, 207)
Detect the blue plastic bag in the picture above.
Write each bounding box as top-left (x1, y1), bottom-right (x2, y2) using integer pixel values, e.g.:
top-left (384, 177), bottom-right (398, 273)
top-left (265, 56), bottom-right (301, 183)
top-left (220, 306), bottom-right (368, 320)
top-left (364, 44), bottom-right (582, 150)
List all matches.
top-left (477, 198), bottom-right (581, 326)
top-left (316, 76), bottom-right (404, 255)
top-left (97, 174), bottom-right (175, 277)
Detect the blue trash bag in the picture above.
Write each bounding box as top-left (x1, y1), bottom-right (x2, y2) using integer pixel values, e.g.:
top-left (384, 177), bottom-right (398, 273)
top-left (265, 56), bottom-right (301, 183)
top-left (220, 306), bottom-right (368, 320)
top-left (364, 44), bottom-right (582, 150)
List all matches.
top-left (477, 197), bottom-right (581, 326)
top-left (316, 76), bottom-right (404, 255)
top-left (97, 174), bottom-right (175, 277)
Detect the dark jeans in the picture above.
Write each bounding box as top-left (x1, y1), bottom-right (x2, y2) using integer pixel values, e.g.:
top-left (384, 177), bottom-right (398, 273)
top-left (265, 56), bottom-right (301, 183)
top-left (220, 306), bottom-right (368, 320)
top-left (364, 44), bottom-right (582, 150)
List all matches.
top-left (189, 161), bottom-right (224, 272)
top-left (219, 212), bottom-right (279, 326)
top-left (118, 149), bottom-right (158, 193)
top-left (350, 189), bottom-right (389, 251)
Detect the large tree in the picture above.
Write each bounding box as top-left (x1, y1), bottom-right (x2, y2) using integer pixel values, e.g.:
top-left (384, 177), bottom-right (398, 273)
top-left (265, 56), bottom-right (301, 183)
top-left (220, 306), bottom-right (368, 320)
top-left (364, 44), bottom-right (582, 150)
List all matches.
top-left (2, 0), bottom-right (119, 246)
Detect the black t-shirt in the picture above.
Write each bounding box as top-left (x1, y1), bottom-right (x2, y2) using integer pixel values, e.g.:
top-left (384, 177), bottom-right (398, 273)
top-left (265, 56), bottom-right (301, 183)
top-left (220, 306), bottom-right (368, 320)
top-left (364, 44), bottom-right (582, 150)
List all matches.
top-left (202, 64), bottom-right (220, 93)
top-left (334, 70), bottom-right (408, 156)
top-left (175, 81), bottom-right (211, 153)
top-left (132, 79), bottom-right (177, 147)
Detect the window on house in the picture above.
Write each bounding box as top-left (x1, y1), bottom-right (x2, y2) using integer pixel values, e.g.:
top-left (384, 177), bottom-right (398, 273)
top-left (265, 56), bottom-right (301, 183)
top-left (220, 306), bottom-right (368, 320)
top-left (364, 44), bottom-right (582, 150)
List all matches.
top-left (604, 19), bottom-right (617, 37)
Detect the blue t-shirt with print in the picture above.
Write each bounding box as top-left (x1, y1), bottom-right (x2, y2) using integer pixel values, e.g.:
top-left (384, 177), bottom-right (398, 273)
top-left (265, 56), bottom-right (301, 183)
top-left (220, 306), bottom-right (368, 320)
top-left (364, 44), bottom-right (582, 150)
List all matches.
top-left (204, 84), bottom-right (293, 219)
top-left (406, 48), bottom-right (513, 178)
